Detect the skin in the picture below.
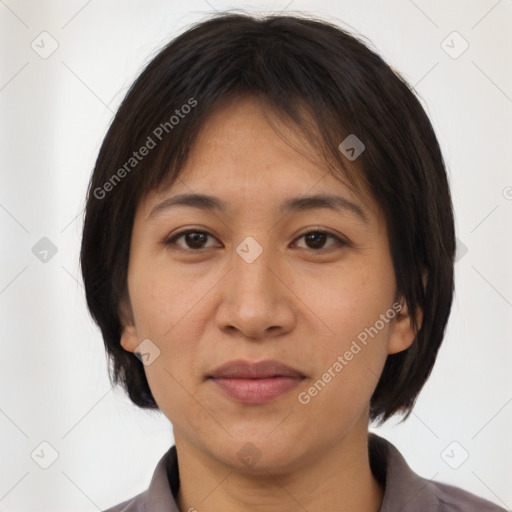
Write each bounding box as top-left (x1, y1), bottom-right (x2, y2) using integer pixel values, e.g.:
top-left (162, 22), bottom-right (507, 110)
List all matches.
top-left (120, 95), bottom-right (419, 512)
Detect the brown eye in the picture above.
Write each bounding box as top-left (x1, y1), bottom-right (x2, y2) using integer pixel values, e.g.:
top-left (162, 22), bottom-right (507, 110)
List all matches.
top-left (164, 229), bottom-right (346, 253)
top-left (165, 230), bottom-right (217, 250)
top-left (295, 231), bottom-right (345, 251)
top-left (304, 232), bottom-right (328, 249)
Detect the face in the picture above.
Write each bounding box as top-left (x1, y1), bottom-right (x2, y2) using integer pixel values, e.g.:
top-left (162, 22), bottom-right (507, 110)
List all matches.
top-left (120, 95), bottom-right (416, 474)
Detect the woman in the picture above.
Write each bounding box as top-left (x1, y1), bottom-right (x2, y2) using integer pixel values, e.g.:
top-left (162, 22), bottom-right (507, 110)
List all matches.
top-left (80, 12), bottom-right (506, 512)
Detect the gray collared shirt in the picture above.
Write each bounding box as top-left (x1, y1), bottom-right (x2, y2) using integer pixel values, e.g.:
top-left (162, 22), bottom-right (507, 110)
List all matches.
top-left (103, 434), bottom-right (507, 511)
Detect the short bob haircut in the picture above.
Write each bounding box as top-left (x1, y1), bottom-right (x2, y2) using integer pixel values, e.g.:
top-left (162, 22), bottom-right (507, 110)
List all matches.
top-left (80, 12), bottom-right (455, 424)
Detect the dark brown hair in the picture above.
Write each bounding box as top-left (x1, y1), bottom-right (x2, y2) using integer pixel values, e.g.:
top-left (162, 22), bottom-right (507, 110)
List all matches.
top-left (80, 12), bottom-right (455, 423)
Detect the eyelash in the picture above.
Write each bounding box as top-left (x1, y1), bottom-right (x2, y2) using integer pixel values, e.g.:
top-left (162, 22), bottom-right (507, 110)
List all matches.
top-left (163, 228), bottom-right (347, 253)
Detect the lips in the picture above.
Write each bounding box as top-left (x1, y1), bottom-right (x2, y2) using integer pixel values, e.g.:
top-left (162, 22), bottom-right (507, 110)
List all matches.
top-left (208, 359), bottom-right (306, 404)
top-left (208, 359), bottom-right (305, 379)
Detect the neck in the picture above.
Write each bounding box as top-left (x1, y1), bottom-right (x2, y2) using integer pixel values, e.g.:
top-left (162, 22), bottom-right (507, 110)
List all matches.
top-left (174, 420), bottom-right (383, 512)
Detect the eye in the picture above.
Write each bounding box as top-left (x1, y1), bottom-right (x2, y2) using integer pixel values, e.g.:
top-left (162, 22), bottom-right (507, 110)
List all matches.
top-left (293, 230), bottom-right (346, 251)
top-left (164, 229), bottom-right (219, 251)
top-left (164, 228), bottom-right (346, 252)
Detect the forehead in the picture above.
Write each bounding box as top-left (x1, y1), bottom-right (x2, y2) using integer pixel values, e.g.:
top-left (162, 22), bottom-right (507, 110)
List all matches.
top-left (140, 95), bottom-right (381, 225)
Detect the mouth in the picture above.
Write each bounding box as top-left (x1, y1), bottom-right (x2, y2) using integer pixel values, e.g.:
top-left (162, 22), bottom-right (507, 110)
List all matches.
top-left (207, 359), bottom-right (306, 404)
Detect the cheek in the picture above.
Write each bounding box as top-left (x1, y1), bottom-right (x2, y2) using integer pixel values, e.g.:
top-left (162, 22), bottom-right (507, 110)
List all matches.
top-left (295, 327), bottom-right (390, 442)
top-left (127, 258), bottom-right (215, 391)
top-left (290, 263), bottom-right (393, 413)
top-left (292, 258), bottom-right (394, 348)
top-left (134, 288), bottom-right (207, 430)
top-left (128, 254), bottom-right (216, 339)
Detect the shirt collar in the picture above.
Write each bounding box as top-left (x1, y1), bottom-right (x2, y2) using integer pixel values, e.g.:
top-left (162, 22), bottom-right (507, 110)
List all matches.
top-left (140, 433), bottom-right (439, 512)
top-left (368, 433), bottom-right (440, 511)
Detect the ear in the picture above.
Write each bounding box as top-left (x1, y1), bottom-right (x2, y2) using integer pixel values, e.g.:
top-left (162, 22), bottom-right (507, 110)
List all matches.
top-left (387, 298), bottom-right (423, 355)
top-left (118, 297), bottom-right (139, 353)
top-left (388, 272), bottom-right (427, 355)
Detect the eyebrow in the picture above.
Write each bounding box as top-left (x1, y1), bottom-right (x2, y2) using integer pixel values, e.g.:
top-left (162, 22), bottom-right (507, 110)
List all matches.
top-left (147, 192), bottom-right (370, 224)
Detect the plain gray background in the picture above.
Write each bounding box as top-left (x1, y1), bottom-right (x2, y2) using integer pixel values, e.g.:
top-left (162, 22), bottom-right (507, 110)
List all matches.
top-left (1, 1), bottom-right (511, 510)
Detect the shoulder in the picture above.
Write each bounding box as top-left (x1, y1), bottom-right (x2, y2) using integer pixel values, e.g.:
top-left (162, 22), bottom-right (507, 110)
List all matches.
top-left (369, 434), bottom-right (507, 512)
top-left (102, 492), bottom-right (145, 512)
top-left (101, 445), bottom-right (180, 512)
top-left (428, 479), bottom-right (508, 512)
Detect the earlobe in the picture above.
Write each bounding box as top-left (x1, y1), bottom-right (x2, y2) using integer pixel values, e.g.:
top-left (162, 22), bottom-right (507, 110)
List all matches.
top-left (387, 300), bottom-right (422, 355)
top-left (118, 298), bottom-right (139, 353)
top-left (120, 324), bottom-right (139, 353)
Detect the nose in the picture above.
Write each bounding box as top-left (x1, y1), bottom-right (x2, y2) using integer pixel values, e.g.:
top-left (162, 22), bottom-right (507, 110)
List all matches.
top-left (214, 242), bottom-right (297, 340)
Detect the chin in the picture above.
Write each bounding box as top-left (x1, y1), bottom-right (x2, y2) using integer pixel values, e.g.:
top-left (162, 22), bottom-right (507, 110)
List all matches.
top-left (207, 435), bottom-right (310, 475)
